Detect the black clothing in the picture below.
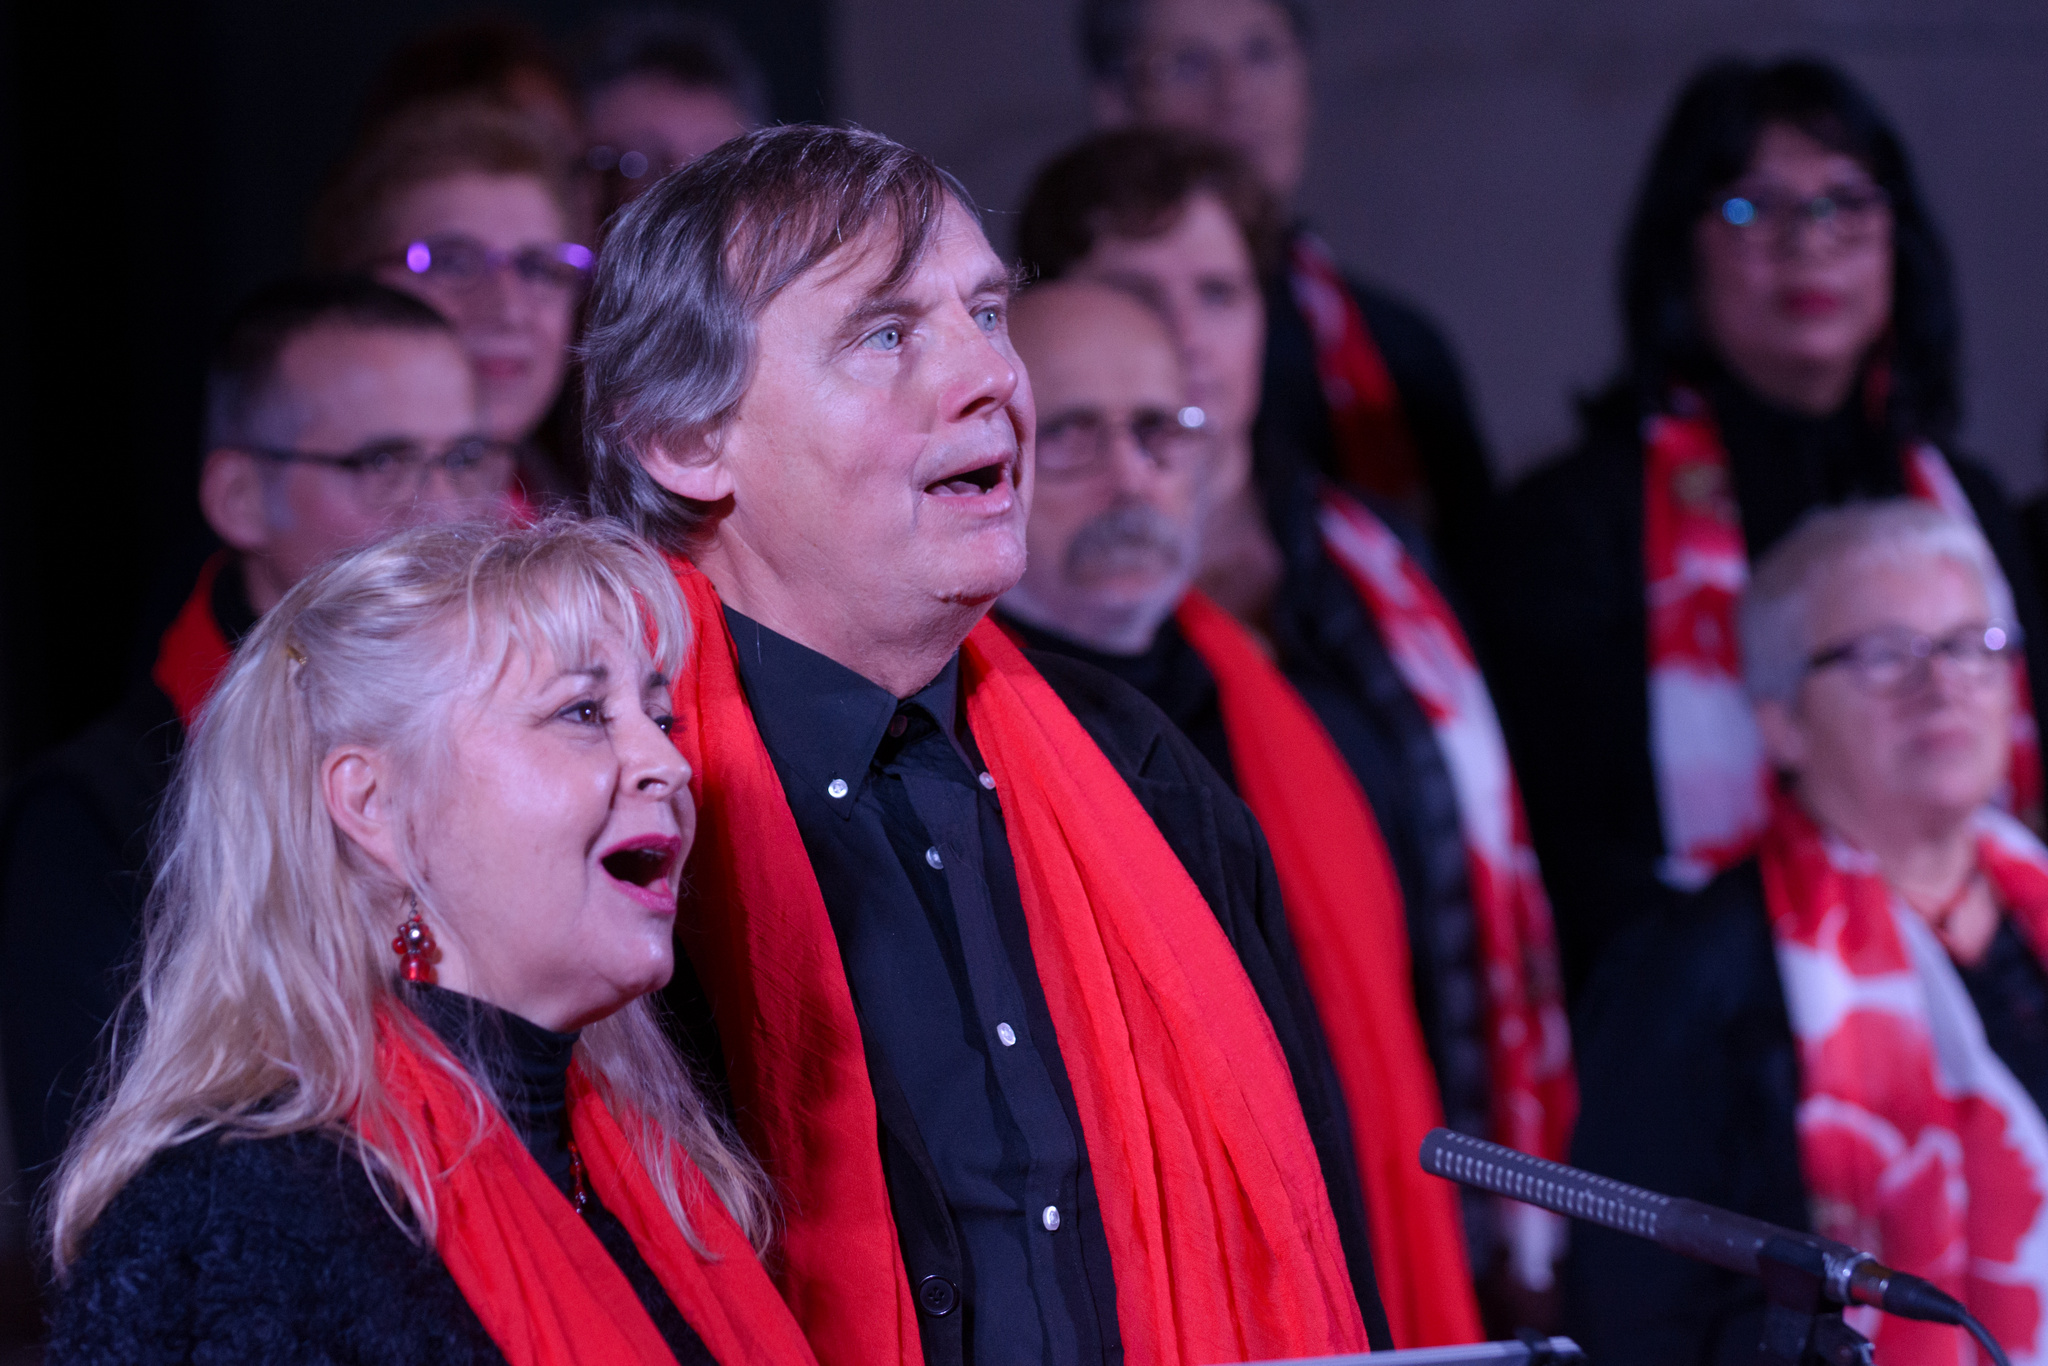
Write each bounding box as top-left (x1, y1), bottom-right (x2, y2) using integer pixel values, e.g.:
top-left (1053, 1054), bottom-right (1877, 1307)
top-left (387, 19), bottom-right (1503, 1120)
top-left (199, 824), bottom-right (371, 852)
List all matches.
top-left (404, 986), bottom-right (710, 1361)
top-left (1256, 461), bottom-right (1495, 1201)
top-left (2, 561), bottom-right (257, 1201)
top-left (1480, 374), bottom-right (2048, 998)
top-left (1959, 918), bottom-right (2048, 1122)
top-left (1567, 859), bottom-right (2048, 1366)
top-left (705, 607), bottom-right (1391, 1366)
top-left (997, 598), bottom-right (1494, 1190)
top-left (49, 988), bottom-right (715, 1366)
top-left (1260, 246), bottom-right (1495, 596)
top-left (728, 609), bottom-right (1110, 1366)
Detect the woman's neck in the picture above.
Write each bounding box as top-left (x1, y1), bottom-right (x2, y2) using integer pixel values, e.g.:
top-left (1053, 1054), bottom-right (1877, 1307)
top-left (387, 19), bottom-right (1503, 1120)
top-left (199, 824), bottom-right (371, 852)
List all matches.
top-left (1801, 785), bottom-right (1977, 904)
top-left (1195, 448), bottom-right (1285, 632)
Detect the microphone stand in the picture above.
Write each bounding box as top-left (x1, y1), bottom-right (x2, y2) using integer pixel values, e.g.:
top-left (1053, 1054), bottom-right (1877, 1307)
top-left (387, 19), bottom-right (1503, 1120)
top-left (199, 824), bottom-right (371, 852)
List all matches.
top-left (1752, 1237), bottom-right (1872, 1366)
top-left (1418, 1128), bottom-right (2011, 1366)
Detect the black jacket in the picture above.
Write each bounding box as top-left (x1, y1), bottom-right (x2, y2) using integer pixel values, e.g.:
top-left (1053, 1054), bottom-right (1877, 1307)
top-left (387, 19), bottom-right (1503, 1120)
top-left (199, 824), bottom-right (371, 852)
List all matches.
top-left (1479, 380), bottom-right (2048, 997)
top-left (1260, 254), bottom-right (1495, 597)
top-left (47, 987), bottom-right (717, 1365)
top-left (663, 647), bottom-right (1394, 1364)
top-left (2, 561), bottom-right (256, 1202)
top-left (1568, 858), bottom-right (2048, 1366)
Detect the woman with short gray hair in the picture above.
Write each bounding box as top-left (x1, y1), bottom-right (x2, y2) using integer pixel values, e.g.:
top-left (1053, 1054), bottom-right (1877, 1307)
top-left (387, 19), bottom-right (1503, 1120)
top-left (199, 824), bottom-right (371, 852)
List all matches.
top-left (1568, 499), bottom-right (2048, 1366)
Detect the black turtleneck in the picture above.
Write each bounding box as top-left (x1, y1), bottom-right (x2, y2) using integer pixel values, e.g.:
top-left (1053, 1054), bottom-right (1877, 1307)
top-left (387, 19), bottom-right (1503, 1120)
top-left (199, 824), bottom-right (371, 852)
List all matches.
top-left (1707, 369), bottom-right (1905, 561)
top-left (404, 985), bottom-right (716, 1366)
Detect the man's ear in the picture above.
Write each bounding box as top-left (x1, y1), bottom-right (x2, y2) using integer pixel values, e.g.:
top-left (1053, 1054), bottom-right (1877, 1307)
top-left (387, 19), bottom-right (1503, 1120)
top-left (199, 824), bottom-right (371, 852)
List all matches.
top-left (1753, 697), bottom-right (1808, 775)
top-left (321, 745), bottom-right (407, 882)
top-left (199, 448), bottom-right (273, 552)
top-left (1090, 79), bottom-right (1135, 128)
top-left (640, 427), bottom-right (736, 505)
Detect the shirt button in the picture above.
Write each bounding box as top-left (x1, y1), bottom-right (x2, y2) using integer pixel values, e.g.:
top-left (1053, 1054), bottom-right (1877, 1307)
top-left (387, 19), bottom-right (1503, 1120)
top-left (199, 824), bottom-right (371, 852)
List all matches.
top-left (827, 778), bottom-right (849, 800)
top-left (888, 714), bottom-right (908, 738)
top-left (925, 846), bottom-right (944, 870)
top-left (978, 771), bottom-right (996, 790)
top-left (996, 1022), bottom-right (1017, 1047)
top-left (1041, 1205), bottom-right (1061, 1232)
top-left (916, 1274), bottom-right (958, 1317)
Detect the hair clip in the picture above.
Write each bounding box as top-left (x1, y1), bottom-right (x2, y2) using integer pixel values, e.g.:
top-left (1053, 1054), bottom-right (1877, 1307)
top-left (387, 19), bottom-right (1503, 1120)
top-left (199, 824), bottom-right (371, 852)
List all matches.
top-left (284, 642), bottom-right (308, 668)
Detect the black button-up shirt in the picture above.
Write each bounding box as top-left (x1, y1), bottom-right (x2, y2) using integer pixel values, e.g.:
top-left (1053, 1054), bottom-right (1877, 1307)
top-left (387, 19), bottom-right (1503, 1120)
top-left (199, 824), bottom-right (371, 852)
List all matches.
top-left (725, 607), bottom-right (1118, 1366)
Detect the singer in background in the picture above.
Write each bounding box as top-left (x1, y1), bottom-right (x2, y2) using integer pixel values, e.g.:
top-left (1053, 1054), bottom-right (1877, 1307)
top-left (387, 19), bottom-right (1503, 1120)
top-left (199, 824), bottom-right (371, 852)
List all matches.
top-left (1569, 499), bottom-right (2048, 1366)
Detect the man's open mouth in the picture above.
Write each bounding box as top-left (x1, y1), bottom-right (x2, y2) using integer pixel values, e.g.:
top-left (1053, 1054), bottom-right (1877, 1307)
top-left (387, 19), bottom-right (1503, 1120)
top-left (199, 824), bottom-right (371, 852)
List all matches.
top-left (926, 460), bottom-right (1010, 497)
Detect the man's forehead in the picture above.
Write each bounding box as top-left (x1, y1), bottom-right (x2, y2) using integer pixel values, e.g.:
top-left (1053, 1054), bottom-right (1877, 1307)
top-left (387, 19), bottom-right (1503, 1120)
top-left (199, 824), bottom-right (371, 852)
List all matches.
top-left (799, 197), bottom-right (1003, 301)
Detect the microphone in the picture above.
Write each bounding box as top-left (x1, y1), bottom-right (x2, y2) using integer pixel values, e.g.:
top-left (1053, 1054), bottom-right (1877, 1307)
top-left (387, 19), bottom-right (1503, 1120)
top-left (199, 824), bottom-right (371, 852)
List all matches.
top-left (1417, 1128), bottom-right (1965, 1325)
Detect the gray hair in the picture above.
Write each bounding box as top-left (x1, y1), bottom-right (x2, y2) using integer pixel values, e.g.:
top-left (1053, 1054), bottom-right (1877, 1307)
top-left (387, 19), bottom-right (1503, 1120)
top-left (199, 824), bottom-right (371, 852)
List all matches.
top-left (1738, 498), bottom-right (2015, 705)
top-left (579, 123), bottom-right (976, 553)
top-left (1076, 0), bottom-right (1313, 84)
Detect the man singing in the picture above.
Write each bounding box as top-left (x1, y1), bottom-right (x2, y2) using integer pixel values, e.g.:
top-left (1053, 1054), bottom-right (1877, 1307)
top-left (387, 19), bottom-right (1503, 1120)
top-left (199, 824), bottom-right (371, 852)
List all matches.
top-left (580, 124), bottom-right (1387, 1366)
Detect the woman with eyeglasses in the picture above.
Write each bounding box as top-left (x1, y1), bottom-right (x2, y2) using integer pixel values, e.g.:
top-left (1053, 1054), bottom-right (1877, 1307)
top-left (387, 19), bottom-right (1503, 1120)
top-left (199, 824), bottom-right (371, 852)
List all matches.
top-left (1567, 500), bottom-right (2048, 1366)
top-left (1479, 57), bottom-right (2048, 1003)
top-left (310, 100), bottom-right (592, 502)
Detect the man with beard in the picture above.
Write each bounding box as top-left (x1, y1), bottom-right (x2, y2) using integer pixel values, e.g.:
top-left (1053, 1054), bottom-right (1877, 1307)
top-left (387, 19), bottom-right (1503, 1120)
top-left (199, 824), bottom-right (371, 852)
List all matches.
top-left (996, 278), bottom-right (1482, 1347)
top-left (579, 123), bottom-right (1387, 1366)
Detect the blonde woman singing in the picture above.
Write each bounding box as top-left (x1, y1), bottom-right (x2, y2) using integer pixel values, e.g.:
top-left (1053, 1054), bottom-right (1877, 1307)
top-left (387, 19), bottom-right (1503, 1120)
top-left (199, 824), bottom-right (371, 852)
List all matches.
top-left (44, 517), bottom-right (815, 1366)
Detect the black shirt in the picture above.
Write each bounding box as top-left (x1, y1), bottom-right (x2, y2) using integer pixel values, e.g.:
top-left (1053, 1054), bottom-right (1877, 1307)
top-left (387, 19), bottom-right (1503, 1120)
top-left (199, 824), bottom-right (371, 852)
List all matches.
top-left (404, 985), bottom-right (714, 1365)
top-left (724, 607), bottom-right (1116, 1366)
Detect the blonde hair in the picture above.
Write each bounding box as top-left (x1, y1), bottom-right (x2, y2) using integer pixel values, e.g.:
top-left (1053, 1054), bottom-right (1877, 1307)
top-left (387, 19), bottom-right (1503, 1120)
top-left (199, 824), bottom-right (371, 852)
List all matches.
top-left (48, 516), bottom-right (768, 1271)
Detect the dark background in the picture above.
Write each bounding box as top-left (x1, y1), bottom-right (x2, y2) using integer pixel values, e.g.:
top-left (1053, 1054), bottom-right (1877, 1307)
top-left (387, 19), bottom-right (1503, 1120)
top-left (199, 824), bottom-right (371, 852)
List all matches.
top-left (0, 0), bottom-right (830, 776)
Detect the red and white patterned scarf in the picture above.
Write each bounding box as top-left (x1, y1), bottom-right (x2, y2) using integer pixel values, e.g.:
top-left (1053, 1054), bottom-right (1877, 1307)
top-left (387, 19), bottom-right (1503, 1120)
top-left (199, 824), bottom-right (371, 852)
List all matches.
top-left (1288, 231), bottom-right (1426, 509)
top-left (1763, 792), bottom-right (2048, 1365)
top-left (1644, 394), bottom-right (2042, 887)
top-left (1318, 485), bottom-right (1578, 1278)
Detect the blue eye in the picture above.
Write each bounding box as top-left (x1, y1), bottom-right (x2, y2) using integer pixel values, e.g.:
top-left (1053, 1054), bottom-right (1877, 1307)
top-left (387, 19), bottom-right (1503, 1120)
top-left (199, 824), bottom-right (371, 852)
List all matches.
top-left (975, 306), bottom-right (1001, 332)
top-left (1722, 196), bottom-right (1757, 227)
top-left (865, 325), bottom-right (903, 351)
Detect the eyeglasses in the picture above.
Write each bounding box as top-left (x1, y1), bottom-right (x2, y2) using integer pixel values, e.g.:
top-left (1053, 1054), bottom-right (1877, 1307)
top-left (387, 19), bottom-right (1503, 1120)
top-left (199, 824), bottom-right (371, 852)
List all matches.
top-left (396, 235), bottom-right (594, 293)
top-left (1713, 183), bottom-right (1891, 251)
top-left (1806, 622), bottom-right (2019, 694)
top-left (1036, 405), bottom-right (1209, 481)
top-left (1131, 29), bottom-right (1300, 93)
top-left (244, 437), bottom-right (519, 509)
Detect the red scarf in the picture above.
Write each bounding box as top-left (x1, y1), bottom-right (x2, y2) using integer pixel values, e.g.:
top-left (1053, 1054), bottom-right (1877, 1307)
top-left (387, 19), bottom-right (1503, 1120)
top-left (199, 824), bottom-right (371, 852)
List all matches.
top-left (1316, 487), bottom-right (1578, 1278)
top-left (1288, 231), bottom-right (1424, 508)
top-left (152, 552), bottom-right (236, 731)
top-left (1762, 793), bottom-right (2048, 1365)
top-left (1644, 397), bottom-right (2044, 886)
top-left (667, 560), bottom-right (1368, 1366)
top-left (370, 1014), bottom-right (817, 1366)
top-left (1175, 589), bottom-right (1480, 1347)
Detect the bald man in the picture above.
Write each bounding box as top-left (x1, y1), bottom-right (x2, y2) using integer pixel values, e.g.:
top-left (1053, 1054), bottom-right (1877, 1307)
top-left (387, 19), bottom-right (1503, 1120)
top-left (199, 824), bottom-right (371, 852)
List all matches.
top-left (996, 281), bottom-right (1487, 1345)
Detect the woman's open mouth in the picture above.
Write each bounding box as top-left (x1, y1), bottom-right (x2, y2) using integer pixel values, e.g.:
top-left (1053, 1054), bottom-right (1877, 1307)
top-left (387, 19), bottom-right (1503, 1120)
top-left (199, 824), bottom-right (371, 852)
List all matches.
top-left (599, 834), bottom-right (682, 912)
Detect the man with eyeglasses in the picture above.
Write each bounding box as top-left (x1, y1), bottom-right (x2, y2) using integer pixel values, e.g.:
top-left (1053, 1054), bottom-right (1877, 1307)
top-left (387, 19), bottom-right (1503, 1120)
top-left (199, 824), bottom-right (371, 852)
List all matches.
top-left (0, 275), bottom-right (511, 1208)
top-left (1080, 0), bottom-right (1494, 593)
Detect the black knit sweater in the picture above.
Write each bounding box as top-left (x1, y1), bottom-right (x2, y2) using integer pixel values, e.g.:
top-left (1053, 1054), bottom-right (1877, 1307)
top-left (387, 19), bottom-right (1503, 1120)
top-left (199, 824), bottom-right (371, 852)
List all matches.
top-left (46, 989), bottom-right (719, 1364)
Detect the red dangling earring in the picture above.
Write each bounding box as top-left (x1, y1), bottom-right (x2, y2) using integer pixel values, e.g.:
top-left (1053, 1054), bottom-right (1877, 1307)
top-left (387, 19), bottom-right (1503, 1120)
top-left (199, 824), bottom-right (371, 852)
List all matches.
top-left (392, 896), bottom-right (438, 984)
